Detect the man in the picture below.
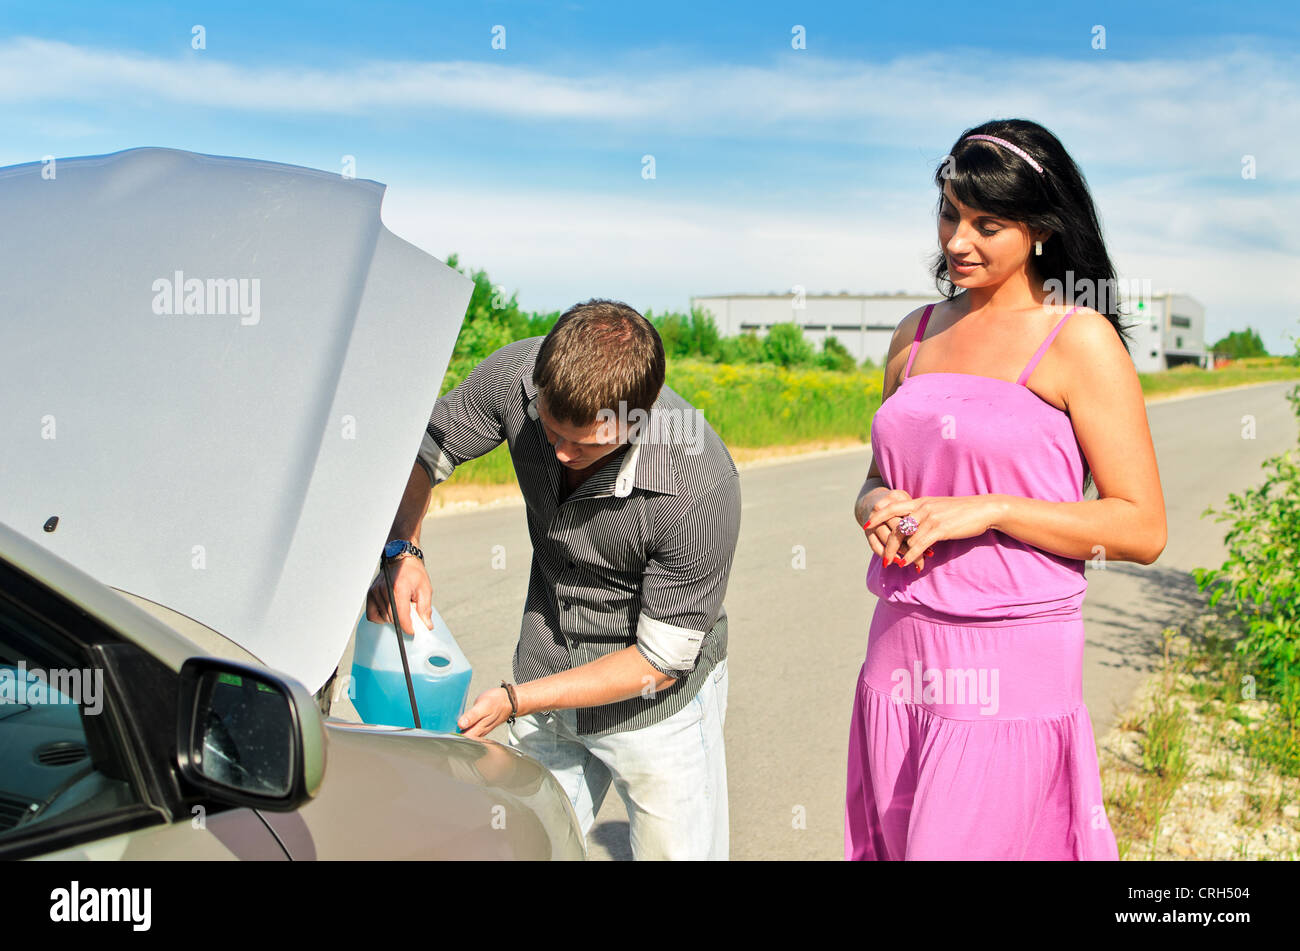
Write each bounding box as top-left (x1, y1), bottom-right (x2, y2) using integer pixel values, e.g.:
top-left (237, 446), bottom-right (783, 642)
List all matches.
top-left (367, 299), bottom-right (741, 860)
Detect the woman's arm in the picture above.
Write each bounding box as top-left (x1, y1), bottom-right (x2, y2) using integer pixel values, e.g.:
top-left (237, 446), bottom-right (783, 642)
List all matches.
top-left (986, 495), bottom-right (1161, 564)
top-left (853, 307), bottom-right (924, 526)
top-left (992, 308), bottom-right (1167, 565)
top-left (855, 466), bottom-right (892, 527)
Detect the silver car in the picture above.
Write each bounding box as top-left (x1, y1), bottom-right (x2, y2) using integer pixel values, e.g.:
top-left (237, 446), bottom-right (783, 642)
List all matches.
top-left (0, 147), bottom-right (585, 860)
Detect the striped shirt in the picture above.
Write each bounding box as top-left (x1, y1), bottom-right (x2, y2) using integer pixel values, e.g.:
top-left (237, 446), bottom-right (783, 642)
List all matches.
top-left (416, 337), bottom-right (741, 736)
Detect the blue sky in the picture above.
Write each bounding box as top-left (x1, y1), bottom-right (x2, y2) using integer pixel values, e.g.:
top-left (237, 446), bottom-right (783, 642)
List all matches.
top-left (2, 1), bottom-right (1297, 350)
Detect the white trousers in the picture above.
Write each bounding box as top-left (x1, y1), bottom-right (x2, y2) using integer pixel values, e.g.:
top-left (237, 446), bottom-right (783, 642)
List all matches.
top-left (508, 659), bottom-right (729, 860)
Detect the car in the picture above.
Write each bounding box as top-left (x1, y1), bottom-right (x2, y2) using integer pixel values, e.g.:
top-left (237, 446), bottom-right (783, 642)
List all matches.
top-left (0, 146), bottom-right (586, 860)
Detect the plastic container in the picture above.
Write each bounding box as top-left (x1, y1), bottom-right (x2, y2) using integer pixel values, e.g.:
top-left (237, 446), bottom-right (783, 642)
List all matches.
top-left (349, 602), bottom-right (473, 733)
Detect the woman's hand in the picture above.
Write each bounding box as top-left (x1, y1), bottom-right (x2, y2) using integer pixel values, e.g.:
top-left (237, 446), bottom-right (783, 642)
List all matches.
top-left (864, 494), bottom-right (999, 571)
top-left (862, 489), bottom-right (932, 572)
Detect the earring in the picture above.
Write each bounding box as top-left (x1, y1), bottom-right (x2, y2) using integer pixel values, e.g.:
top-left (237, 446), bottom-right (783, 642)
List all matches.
top-left (1034, 239), bottom-right (1043, 256)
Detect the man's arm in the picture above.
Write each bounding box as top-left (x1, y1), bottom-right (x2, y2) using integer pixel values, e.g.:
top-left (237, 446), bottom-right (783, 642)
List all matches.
top-left (368, 341), bottom-right (534, 634)
top-left (364, 459), bottom-right (438, 634)
top-left (393, 459), bottom-right (434, 549)
top-left (457, 472), bottom-right (742, 737)
top-left (632, 472), bottom-right (740, 679)
top-left (515, 646), bottom-right (678, 714)
top-left (457, 646), bottom-right (675, 739)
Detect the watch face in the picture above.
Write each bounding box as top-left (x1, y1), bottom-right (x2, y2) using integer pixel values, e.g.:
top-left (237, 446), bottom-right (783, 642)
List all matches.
top-left (383, 540), bottom-right (406, 559)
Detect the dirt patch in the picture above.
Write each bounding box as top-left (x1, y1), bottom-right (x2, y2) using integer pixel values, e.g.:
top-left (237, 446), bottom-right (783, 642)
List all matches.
top-left (729, 439), bottom-right (866, 467)
top-left (425, 482), bottom-right (528, 517)
top-left (1144, 380), bottom-right (1297, 404)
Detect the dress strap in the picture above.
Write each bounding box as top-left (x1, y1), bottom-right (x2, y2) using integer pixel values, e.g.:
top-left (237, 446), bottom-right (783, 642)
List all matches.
top-left (902, 304), bottom-right (936, 383)
top-left (1016, 306), bottom-right (1079, 386)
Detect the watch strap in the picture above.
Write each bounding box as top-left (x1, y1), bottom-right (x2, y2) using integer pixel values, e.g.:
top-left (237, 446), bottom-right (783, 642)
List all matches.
top-left (383, 539), bottom-right (424, 562)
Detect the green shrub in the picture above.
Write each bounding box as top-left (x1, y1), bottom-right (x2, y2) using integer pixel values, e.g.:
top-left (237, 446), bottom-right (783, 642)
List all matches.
top-left (762, 322), bottom-right (815, 367)
top-left (1194, 384), bottom-right (1300, 725)
top-left (817, 335), bottom-right (859, 373)
top-left (650, 307), bottom-right (721, 361)
top-left (718, 331), bottom-right (764, 364)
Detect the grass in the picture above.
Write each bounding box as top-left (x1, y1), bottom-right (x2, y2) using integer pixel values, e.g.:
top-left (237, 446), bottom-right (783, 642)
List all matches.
top-left (1103, 627), bottom-right (1195, 859)
top-left (1101, 612), bottom-right (1300, 859)
top-left (1137, 358), bottom-right (1300, 398)
top-left (436, 359), bottom-right (1300, 486)
top-left (438, 359), bottom-right (884, 486)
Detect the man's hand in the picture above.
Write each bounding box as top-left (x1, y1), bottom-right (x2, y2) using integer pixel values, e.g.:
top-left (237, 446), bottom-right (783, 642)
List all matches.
top-left (366, 555), bottom-right (433, 636)
top-left (457, 646), bottom-right (681, 739)
top-left (458, 687), bottom-right (514, 738)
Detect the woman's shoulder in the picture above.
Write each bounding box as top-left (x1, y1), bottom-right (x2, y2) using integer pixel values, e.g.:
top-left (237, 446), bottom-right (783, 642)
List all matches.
top-left (1049, 306), bottom-right (1135, 405)
top-left (883, 301), bottom-right (946, 386)
top-left (1053, 305), bottom-right (1121, 356)
top-left (894, 299), bottom-right (948, 343)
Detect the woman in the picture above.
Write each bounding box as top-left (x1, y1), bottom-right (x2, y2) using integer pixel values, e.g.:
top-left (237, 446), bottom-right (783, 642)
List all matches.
top-left (846, 119), bottom-right (1166, 860)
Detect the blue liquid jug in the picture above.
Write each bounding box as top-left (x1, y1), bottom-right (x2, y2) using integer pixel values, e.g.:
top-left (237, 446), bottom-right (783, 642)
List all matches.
top-left (349, 602), bottom-right (473, 733)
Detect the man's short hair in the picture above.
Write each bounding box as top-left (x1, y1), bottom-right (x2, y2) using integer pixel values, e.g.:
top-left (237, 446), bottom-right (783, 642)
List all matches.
top-left (533, 299), bottom-right (666, 426)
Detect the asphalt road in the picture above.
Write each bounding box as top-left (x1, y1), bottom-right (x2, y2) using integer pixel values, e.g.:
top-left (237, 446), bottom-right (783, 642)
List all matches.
top-left (346, 380), bottom-right (1299, 860)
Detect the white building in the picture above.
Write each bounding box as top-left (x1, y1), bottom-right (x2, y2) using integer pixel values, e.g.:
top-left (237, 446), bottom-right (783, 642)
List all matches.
top-left (689, 293), bottom-right (929, 367)
top-left (689, 290), bottom-right (1207, 372)
top-left (1124, 292), bottom-right (1208, 372)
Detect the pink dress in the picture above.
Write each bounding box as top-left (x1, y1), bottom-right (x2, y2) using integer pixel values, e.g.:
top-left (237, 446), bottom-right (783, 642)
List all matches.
top-left (845, 302), bottom-right (1119, 860)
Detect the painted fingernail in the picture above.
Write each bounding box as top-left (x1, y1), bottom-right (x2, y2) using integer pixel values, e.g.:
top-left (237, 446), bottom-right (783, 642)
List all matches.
top-left (914, 563), bottom-right (922, 573)
top-left (925, 549), bottom-right (935, 557)
top-left (863, 522), bottom-right (873, 530)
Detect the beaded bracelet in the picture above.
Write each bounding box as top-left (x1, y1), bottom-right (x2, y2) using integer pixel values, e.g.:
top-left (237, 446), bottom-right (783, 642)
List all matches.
top-left (500, 681), bottom-right (518, 724)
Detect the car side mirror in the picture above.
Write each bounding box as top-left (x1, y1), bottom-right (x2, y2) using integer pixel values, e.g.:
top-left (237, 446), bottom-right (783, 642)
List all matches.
top-left (176, 658), bottom-right (326, 811)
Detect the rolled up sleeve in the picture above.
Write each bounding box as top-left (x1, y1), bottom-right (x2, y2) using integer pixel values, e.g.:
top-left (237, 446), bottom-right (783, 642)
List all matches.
top-left (635, 473), bottom-right (741, 677)
top-left (418, 340), bottom-right (532, 486)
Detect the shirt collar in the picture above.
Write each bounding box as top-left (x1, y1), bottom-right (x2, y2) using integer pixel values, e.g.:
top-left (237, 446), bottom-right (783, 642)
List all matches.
top-left (523, 371), bottom-right (677, 498)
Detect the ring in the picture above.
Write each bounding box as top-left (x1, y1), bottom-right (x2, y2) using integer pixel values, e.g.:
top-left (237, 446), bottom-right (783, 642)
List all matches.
top-left (897, 514), bottom-right (918, 536)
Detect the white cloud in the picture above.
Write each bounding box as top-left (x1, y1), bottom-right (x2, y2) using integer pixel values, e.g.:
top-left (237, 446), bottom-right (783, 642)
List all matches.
top-left (382, 182), bottom-right (1300, 353)
top-left (0, 38), bottom-right (646, 118)
top-left (0, 37), bottom-right (1297, 174)
top-left (4, 35), bottom-right (1295, 349)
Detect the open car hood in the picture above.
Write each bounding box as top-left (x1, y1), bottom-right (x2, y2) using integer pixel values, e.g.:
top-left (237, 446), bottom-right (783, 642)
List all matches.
top-left (0, 147), bottom-right (471, 693)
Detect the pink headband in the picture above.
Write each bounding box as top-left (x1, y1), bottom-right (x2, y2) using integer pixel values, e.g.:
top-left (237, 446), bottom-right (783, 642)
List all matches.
top-left (963, 134), bottom-right (1044, 175)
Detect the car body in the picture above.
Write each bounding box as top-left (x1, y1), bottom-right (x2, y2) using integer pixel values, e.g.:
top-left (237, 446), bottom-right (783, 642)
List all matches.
top-left (0, 147), bottom-right (585, 860)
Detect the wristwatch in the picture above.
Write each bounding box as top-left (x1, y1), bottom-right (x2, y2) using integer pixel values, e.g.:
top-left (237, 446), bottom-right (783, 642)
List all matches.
top-left (382, 539), bottom-right (424, 563)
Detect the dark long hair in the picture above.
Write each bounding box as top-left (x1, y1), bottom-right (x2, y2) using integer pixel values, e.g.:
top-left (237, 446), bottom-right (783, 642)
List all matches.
top-left (931, 118), bottom-right (1134, 496)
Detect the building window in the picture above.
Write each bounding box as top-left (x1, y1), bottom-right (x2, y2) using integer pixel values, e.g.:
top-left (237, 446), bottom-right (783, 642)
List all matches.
top-left (1150, 350), bottom-right (1158, 358)
top-left (1176, 336), bottom-right (1183, 348)
top-left (1171, 315), bottom-right (1191, 328)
